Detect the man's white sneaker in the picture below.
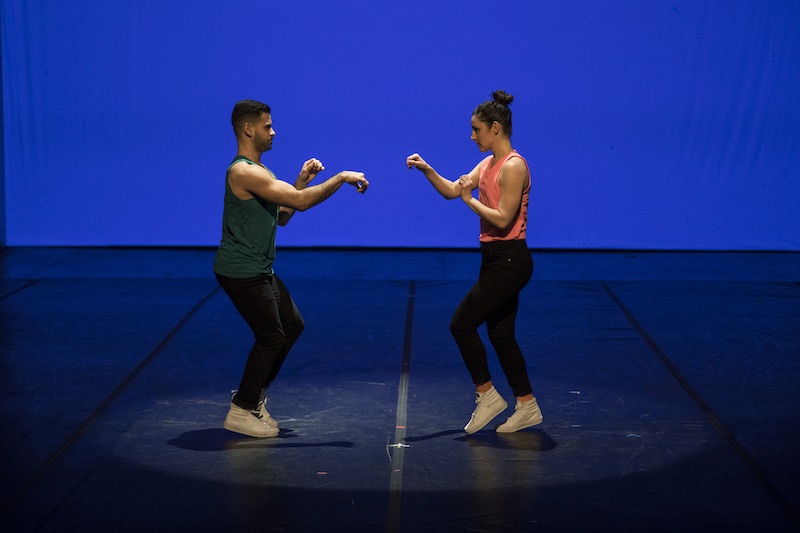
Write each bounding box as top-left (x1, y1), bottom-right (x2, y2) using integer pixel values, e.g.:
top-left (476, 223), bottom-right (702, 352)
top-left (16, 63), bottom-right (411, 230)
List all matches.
top-left (464, 387), bottom-right (508, 434)
top-left (255, 395), bottom-right (278, 428)
top-left (496, 398), bottom-right (543, 433)
top-left (230, 389), bottom-right (278, 428)
top-left (223, 403), bottom-right (279, 438)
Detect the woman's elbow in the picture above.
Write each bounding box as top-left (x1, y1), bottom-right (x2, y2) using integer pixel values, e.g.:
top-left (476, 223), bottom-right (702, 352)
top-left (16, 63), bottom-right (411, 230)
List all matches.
top-left (495, 215), bottom-right (515, 229)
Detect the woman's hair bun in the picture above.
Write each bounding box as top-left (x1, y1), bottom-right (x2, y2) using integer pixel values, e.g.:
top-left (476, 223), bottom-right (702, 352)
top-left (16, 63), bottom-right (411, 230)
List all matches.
top-left (492, 90), bottom-right (514, 106)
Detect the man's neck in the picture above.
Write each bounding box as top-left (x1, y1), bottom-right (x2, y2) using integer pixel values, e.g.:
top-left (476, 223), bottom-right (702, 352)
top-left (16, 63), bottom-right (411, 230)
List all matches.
top-left (237, 144), bottom-right (262, 164)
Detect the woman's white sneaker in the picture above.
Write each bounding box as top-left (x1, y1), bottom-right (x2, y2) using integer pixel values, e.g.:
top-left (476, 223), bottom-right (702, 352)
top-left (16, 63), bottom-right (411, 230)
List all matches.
top-left (496, 398), bottom-right (543, 433)
top-left (464, 387), bottom-right (508, 434)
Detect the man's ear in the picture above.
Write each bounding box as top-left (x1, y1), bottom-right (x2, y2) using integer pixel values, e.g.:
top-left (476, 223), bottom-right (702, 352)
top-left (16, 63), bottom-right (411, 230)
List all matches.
top-left (243, 122), bottom-right (254, 138)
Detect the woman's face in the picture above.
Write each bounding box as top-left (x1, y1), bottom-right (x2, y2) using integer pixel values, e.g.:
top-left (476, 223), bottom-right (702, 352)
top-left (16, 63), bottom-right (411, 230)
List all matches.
top-left (470, 115), bottom-right (495, 152)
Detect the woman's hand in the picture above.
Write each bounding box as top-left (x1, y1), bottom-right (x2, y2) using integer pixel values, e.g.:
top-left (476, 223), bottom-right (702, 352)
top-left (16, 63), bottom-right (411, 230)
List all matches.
top-left (406, 153), bottom-right (432, 173)
top-left (457, 175), bottom-right (474, 202)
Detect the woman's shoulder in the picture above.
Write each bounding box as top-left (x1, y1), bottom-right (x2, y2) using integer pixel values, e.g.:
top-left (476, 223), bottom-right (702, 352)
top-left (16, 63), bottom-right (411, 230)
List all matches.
top-left (503, 152), bottom-right (528, 169)
top-left (507, 149), bottom-right (527, 161)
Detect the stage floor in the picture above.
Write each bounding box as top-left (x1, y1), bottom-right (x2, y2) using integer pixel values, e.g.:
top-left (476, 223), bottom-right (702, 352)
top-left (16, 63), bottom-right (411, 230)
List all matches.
top-left (1, 248), bottom-right (799, 532)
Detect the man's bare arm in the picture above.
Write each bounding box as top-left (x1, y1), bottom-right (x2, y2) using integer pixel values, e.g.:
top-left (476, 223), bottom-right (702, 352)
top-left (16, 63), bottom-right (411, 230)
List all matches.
top-left (229, 162), bottom-right (367, 212)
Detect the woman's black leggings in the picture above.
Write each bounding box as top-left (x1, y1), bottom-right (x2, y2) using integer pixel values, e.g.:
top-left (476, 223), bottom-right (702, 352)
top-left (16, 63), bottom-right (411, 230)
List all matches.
top-left (450, 240), bottom-right (534, 398)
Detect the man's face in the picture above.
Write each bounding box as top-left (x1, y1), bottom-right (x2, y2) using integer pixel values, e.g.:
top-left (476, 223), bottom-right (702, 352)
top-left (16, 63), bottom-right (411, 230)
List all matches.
top-left (253, 112), bottom-right (276, 151)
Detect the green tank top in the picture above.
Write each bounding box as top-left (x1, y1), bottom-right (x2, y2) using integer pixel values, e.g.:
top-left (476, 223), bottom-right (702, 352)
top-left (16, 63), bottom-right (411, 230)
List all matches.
top-left (213, 155), bottom-right (278, 278)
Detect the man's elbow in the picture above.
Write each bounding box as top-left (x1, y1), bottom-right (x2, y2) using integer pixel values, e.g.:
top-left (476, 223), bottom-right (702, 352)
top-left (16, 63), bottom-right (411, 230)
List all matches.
top-left (282, 198), bottom-right (311, 212)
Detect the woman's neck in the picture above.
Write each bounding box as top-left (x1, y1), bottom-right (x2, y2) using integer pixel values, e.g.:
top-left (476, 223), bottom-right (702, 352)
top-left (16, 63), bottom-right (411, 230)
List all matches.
top-left (491, 139), bottom-right (514, 163)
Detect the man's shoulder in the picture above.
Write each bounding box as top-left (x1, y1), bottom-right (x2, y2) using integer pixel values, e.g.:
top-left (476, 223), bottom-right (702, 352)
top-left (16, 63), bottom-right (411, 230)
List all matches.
top-left (229, 160), bottom-right (275, 179)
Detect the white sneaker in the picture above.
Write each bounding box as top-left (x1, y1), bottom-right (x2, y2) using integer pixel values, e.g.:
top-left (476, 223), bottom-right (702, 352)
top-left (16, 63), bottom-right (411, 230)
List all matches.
top-left (255, 394), bottom-right (278, 428)
top-left (223, 403), bottom-right (279, 438)
top-left (230, 389), bottom-right (278, 428)
top-left (464, 387), bottom-right (508, 434)
top-left (496, 398), bottom-right (543, 433)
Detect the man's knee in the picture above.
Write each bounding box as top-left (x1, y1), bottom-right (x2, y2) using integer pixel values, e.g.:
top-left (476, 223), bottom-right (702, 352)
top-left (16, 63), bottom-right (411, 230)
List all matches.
top-left (287, 316), bottom-right (304, 342)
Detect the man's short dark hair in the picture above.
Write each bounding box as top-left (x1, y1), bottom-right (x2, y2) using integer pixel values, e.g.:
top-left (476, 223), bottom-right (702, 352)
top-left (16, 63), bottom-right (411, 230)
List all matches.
top-left (231, 100), bottom-right (271, 132)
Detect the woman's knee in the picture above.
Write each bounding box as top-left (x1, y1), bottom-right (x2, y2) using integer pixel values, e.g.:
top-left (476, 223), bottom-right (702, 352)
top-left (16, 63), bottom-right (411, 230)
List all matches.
top-left (449, 314), bottom-right (461, 334)
top-left (450, 315), bottom-right (476, 340)
top-left (254, 330), bottom-right (286, 351)
top-left (487, 326), bottom-right (517, 349)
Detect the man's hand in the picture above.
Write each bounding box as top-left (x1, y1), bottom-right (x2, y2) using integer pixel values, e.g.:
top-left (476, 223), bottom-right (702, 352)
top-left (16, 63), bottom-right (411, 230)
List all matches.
top-left (338, 171), bottom-right (369, 194)
top-left (297, 158), bottom-right (325, 188)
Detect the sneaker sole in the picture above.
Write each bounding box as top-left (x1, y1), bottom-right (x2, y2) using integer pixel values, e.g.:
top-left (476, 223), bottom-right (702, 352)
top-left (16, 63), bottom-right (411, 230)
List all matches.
top-left (223, 418), bottom-right (280, 438)
top-left (495, 415), bottom-right (543, 433)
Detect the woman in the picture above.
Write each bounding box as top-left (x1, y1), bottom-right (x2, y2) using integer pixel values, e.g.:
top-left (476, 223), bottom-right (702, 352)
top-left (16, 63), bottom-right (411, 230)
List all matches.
top-left (406, 90), bottom-right (542, 434)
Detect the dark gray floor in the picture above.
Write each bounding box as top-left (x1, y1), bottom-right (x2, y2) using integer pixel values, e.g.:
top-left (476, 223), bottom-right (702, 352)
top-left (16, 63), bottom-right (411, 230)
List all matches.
top-left (1, 248), bottom-right (799, 532)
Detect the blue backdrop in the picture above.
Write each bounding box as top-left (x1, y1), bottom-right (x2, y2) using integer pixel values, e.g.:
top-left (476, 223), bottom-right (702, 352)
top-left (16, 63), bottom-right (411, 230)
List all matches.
top-left (2, 1), bottom-right (799, 249)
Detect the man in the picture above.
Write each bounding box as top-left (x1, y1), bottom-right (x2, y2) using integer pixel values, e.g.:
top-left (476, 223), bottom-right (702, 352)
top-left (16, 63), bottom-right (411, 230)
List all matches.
top-left (214, 99), bottom-right (368, 438)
